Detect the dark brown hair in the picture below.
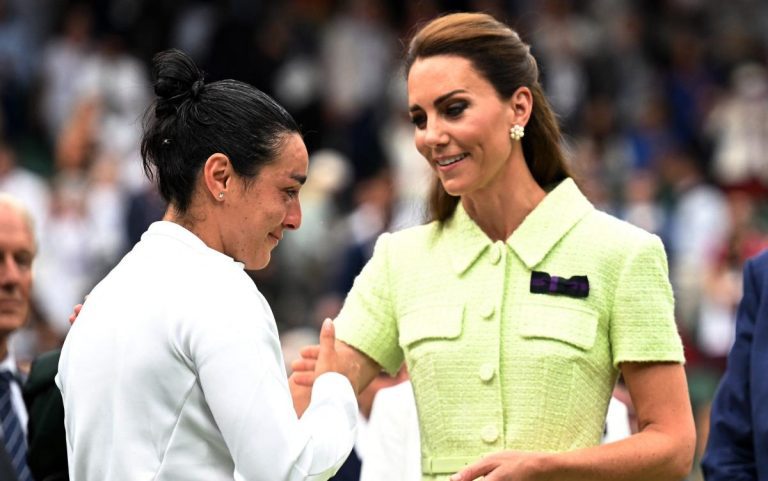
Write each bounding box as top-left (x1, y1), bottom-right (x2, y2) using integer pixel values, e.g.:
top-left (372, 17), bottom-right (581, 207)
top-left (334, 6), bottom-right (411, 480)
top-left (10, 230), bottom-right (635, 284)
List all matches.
top-left (141, 49), bottom-right (300, 214)
top-left (405, 12), bottom-right (571, 222)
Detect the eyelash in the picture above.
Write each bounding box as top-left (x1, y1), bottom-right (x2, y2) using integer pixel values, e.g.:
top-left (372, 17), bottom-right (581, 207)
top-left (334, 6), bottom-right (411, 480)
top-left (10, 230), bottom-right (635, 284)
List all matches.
top-left (445, 101), bottom-right (467, 117)
top-left (284, 189), bottom-right (299, 200)
top-left (410, 101), bottom-right (468, 129)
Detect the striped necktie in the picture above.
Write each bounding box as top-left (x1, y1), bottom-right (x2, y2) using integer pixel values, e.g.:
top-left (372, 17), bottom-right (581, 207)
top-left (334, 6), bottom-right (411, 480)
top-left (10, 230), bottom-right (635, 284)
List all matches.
top-left (0, 370), bottom-right (33, 481)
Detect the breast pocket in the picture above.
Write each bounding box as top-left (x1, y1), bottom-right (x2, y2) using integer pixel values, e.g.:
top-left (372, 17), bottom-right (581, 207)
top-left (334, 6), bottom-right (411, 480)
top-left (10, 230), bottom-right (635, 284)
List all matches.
top-left (517, 302), bottom-right (599, 357)
top-left (399, 305), bottom-right (464, 359)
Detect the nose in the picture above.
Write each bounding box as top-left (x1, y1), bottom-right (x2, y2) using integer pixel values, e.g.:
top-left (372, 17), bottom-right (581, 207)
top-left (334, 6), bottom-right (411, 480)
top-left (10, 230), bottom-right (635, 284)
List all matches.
top-left (283, 199), bottom-right (302, 231)
top-left (0, 254), bottom-right (21, 289)
top-left (421, 117), bottom-right (449, 149)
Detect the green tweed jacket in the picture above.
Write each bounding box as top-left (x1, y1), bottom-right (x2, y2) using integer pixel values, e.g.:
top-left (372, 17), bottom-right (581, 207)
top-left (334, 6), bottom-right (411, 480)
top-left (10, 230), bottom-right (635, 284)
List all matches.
top-left (335, 178), bottom-right (684, 480)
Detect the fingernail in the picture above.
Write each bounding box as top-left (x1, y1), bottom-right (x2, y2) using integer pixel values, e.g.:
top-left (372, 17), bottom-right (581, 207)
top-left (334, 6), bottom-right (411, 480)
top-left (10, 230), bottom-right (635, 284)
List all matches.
top-left (450, 475), bottom-right (461, 481)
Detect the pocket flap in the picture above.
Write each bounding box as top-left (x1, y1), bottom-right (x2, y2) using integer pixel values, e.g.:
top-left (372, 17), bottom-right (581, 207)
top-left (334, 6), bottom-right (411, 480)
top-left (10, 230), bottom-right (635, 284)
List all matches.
top-left (399, 305), bottom-right (464, 347)
top-left (518, 303), bottom-right (598, 350)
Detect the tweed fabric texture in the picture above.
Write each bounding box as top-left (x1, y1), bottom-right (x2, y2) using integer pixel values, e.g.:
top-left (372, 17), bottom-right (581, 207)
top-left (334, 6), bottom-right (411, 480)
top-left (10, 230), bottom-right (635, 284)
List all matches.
top-left (335, 178), bottom-right (684, 480)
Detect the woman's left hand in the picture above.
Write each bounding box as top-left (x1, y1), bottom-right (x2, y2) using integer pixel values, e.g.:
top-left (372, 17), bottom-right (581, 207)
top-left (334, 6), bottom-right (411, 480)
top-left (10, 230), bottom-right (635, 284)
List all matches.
top-left (450, 451), bottom-right (546, 481)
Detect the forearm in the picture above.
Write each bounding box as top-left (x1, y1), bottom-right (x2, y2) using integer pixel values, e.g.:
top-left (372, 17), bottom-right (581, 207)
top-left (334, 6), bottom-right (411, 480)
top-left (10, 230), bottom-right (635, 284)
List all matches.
top-left (335, 339), bottom-right (380, 394)
top-left (535, 428), bottom-right (694, 481)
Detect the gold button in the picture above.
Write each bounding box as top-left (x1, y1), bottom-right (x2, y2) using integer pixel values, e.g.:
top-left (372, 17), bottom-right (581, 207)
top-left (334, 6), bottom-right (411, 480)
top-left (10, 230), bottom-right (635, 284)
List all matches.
top-left (481, 424), bottom-right (499, 443)
top-left (479, 364), bottom-right (495, 382)
top-left (481, 303), bottom-right (495, 319)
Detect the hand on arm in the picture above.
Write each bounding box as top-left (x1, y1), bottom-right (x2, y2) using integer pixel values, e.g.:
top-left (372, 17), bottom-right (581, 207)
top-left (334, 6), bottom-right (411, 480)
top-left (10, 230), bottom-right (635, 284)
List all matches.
top-left (69, 304), bottom-right (83, 325)
top-left (290, 324), bottom-right (381, 395)
top-left (289, 319), bottom-right (341, 417)
top-left (451, 362), bottom-right (696, 481)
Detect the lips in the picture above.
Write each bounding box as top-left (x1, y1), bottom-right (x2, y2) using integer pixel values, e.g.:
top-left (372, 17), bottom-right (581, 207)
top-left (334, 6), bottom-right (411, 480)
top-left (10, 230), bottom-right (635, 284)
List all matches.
top-left (268, 233), bottom-right (282, 245)
top-left (434, 153), bottom-right (468, 167)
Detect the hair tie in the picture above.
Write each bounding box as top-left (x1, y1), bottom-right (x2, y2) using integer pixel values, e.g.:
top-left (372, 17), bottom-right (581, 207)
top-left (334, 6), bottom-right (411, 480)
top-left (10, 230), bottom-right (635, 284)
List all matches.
top-left (190, 79), bottom-right (204, 100)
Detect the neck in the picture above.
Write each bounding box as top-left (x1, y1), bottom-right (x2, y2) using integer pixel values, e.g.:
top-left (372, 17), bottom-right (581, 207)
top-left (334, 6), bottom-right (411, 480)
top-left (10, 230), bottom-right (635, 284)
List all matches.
top-left (164, 204), bottom-right (224, 253)
top-left (461, 158), bottom-right (546, 241)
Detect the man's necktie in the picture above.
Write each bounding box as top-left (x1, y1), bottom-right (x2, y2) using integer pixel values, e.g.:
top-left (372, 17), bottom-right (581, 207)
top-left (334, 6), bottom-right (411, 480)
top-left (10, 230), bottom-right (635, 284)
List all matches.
top-left (0, 370), bottom-right (33, 481)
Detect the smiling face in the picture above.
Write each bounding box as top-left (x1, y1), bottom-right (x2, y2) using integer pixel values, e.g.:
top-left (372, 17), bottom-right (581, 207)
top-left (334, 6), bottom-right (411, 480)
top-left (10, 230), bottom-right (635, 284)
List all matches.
top-left (408, 55), bottom-right (518, 198)
top-left (222, 133), bottom-right (308, 270)
top-left (0, 204), bottom-right (34, 345)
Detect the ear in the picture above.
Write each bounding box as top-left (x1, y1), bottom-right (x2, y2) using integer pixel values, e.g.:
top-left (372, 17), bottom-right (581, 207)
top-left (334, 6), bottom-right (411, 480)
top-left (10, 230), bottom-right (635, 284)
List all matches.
top-left (507, 86), bottom-right (533, 127)
top-left (202, 153), bottom-right (233, 202)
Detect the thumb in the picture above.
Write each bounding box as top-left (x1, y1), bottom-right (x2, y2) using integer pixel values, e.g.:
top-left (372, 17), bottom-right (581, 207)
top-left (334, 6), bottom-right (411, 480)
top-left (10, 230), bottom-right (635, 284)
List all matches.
top-left (319, 318), bottom-right (336, 350)
top-left (316, 318), bottom-right (337, 375)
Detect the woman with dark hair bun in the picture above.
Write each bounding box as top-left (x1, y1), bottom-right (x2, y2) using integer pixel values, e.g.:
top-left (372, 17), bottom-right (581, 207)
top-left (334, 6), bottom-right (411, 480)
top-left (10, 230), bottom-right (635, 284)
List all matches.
top-left (57, 49), bottom-right (357, 481)
top-left (294, 12), bottom-right (695, 481)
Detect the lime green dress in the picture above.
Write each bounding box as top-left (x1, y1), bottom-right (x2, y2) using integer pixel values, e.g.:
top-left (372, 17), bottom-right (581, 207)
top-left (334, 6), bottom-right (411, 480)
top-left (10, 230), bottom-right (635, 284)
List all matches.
top-left (335, 178), bottom-right (684, 480)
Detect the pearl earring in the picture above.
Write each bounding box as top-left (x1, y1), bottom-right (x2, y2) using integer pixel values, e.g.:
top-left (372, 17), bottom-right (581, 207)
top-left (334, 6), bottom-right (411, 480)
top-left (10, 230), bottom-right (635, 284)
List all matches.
top-left (510, 125), bottom-right (525, 141)
top-left (218, 192), bottom-right (224, 199)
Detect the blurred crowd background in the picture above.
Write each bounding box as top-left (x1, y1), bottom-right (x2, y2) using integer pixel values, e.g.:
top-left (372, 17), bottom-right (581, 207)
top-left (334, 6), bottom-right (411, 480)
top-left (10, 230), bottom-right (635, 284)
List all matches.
top-left (1, 0), bottom-right (767, 478)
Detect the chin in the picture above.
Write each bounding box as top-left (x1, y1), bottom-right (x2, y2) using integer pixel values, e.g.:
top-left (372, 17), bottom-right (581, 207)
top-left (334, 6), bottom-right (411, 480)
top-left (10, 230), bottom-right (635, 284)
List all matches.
top-left (246, 253), bottom-right (272, 271)
top-left (440, 180), bottom-right (470, 197)
top-left (0, 314), bottom-right (26, 333)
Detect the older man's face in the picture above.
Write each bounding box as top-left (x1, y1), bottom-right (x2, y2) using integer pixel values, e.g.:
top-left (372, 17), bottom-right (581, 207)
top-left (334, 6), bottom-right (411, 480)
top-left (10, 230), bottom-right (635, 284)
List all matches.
top-left (0, 205), bottom-right (34, 337)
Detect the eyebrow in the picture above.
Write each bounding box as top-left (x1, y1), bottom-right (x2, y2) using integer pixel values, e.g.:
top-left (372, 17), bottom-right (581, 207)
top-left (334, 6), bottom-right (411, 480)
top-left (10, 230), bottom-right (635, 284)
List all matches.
top-left (409, 89), bottom-right (467, 113)
top-left (291, 174), bottom-right (307, 185)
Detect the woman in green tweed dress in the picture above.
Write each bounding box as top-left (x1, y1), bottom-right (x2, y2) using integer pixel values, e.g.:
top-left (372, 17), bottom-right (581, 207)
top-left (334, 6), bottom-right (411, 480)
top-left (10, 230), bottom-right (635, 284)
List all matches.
top-left (293, 12), bottom-right (695, 481)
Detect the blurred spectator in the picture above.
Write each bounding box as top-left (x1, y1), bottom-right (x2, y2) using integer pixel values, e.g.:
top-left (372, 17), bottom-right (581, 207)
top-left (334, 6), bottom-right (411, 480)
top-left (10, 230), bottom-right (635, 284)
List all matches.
top-left (0, 194), bottom-right (36, 481)
top-left (0, 141), bottom-right (50, 240)
top-left (0, 0), bottom-right (35, 139)
top-left (660, 145), bottom-right (729, 331)
top-left (706, 63), bottom-right (768, 191)
top-left (38, 4), bottom-right (94, 143)
top-left (698, 190), bottom-right (768, 360)
top-left (319, 0), bottom-right (396, 181)
top-left (73, 30), bottom-right (150, 190)
top-left (620, 169), bottom-right (666, 236)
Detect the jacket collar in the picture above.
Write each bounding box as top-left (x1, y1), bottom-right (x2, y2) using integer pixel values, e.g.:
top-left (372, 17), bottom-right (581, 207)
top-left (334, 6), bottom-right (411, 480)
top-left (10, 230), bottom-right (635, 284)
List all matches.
top-left (446, 178), bottom-right (593, 275)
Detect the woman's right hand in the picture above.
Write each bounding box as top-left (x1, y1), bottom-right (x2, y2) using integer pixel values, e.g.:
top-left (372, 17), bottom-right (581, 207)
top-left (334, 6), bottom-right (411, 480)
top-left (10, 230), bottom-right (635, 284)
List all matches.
top-left (315, 318), bottom-right (339, 376)
top-left (291, 321), bottom-right (382, 396)
top-left (288, 319), bottom-right (336, 417)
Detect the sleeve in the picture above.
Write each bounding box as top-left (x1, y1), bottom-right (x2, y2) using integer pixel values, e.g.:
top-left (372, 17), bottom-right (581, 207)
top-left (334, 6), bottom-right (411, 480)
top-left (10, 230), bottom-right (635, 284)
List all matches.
top-left (334, 234), bottom-right (404, 375)
top-left (609, 234), bottom-right (685, 367)
top-left (701, 258), bottom-right (760, 480)
top-left (184, 287), bottom-right (358, 481)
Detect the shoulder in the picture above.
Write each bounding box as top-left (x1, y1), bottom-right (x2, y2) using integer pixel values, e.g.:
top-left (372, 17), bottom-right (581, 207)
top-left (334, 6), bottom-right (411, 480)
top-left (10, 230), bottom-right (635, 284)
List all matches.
top-left (746, 249), bottom-right (768, 273)
top-left (582, 209), bottom-right (661, 248)
top-left (566, 209), bottom-right (666, 274)
top-left (384, 222), bottom-right (441, 247)
top-left (368, 222), bottom-right (442, 262)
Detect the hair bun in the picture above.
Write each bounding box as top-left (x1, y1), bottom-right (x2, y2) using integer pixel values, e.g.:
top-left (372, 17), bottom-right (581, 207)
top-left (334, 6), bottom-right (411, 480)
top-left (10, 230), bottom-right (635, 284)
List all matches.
top-left (151, 49), bottom-right (205, 116)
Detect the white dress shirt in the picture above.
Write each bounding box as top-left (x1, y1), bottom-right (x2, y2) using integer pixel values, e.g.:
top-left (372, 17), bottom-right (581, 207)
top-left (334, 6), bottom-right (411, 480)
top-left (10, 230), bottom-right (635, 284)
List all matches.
top-left (57, 221), bottom-right (357, 481)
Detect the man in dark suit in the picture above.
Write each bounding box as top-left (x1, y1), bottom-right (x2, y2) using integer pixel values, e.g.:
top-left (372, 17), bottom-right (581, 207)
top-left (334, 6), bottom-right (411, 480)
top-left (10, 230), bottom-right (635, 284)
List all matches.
top-left (702, 249), bottom-right (768, 480)
top-left (0, 194), bottom-right (37, 481)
